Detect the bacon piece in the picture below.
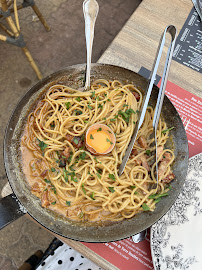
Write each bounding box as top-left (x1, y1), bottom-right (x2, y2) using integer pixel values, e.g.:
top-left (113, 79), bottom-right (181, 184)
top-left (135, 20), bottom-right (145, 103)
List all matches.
top-left (158, 151), bottom-right (173, 178)
top-left (31, 182), bottom-right (42, 194)
top-left (139, 154), bottom-right (150, 171)
top-left (142, 182), bottom-right (149, 195)
top-left (138, 136), bottom-right (148, 149)
top-left (40, 169), bottom-right (48, 178)
top-left (66, 206), bottom-right (82, 218)
top-left (162, 172), bottom-right (175, 184)
top-left (131, 148), bottom-right (138, 157)
top-left (66, 134), bottom-right (84, 148)
top-left (62, 147), bottom-right (70, 159)
top-left (163, 152), bottom-right (172, 162)
top-left (157, 145), bottom-right (164, 159)
top-left (41, 190), bottom-right (50, 208)
top-left (132, 91), bottom-right (140, 101)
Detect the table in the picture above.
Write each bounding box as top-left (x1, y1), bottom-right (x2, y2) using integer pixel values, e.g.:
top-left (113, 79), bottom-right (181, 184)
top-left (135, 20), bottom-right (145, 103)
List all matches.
top-left (2, 0), bottom-right (201, 269)
top-left (56, 0), bottom-right (201, 269)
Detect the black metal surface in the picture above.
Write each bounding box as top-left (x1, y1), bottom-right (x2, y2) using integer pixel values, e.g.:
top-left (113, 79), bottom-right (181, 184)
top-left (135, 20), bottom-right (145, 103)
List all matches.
top-left (3, 63), bottom-right (189, 242)
top-left (0, 193), bottom-right (25, 230)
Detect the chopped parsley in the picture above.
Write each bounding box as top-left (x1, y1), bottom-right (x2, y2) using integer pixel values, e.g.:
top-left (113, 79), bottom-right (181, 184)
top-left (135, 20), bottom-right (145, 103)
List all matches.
top-left (161, 126), bottom-right (175, 134)
top-left (106, 138), bottom-right (113, 145)
top-left (90, 192), bottom-right (95, 200)
top-left (44, 179), bottom-right (51, 184)
top-left (51, 167), bottom-right (56, 172)
top-left (108, 187), bottom-right (115, 193)
top-left (130, 185), bottom-right (136, 189)
top-left (148, 192), bottom-right (169, 200)
top-left (142, 203), bottom-right (150, 211)
top-left (66, 201), bottom-right (71, 206)
top-left (73, 138), bottom-right (79, 145)
top-left (97, 127), bottom-right (102, 132)
top-left (91, 91), bottom-right (95, 98)
top-left (90, 134), bottom-right (94, 139)
top-left (51, 186), bottom-right (57, 194)
top-left (75, 97), bottom-right (81, 102)
top-left (145, 149), bottom-right (151, 156)
top-left (96, 173), bottom-right (101, 179)
top-left (98, 104), bottom-right (103, 109)
top-left (88, 104), bottom-right (93, 110)
top-left (110, 118), bottom-right (116, 122)
top-left (74, 110), bottom-right (82, 115)
top-left (51, 201), bottom-right (56, 205)
top-left (79, 211), bottom-right (84, 218)
top-left (65, 102), bottom-right (71, 109)
top-left (63, 168), bottom-right (68, 182)
top-left (109, 174), bottom-right (116, 181)
top-left (81, 183), bottom-right (86, 194)
top-left (38, 139), bottom-right (48, 151)
top-left (79, 151), bottom-right (86, 160)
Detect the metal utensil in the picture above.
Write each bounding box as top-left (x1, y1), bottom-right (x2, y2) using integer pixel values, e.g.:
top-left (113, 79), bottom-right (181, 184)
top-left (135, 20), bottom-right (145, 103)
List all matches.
top-left (119, 25), bottom-right (177, 178)
top-left (83, 0), bottom-right (99, 91)
top-left (132, 229), bottom-right (148, 243)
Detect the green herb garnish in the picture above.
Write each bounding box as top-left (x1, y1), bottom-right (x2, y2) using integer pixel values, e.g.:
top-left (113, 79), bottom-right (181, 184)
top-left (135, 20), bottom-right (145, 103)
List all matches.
top-left (75, 97), bottom-right (81, 102)
top-left (142, 203), bottom-right (150, 211)
top-left (97, 128), bottom-right (102, 132)
top-left (65, 102), bottom-right (71, 109)
top-left (88, 104), bottom-right (93, 110)
top-left (90, 192), bottom-right (95, 200)
top-left (109, 174), bottom-right (116, 181)
top-left (161, 126), bottom-right (175, 134)
top-left (96, 173), bottom-right (101, 179)
top-left (130, 185), bottom-right (136, 189)
top-left (51, 187), bottom-right (57, 194)
top-left (82, 183), bottom-right (86, 194)
top-left (79, 211), bottom-right (84, 218)
top-left (73, 138), bottom-right (79, 145)
top-left (148, 192), bottom-right (169, 200)
top-left (109, 187), bottom-right (115, 193)
top-left (106, 138), bottom-right (113, 145)
top-left (145, 150), bottom-right (151, 156)
top-left (51, 167), bottom-right (56, 172)
top-left (90, 134), bottom-right (94, 139)
top-left (91, 91), bottom-right (95, 98)
top-left (44, 179), bottom-right (51, 184)
top-left (38, 139), bottom-right (48, 151)
top-left (79, 151), bottom-right (86, 160)
top-left (51, 201), bottom-right (56, 205)
top-left (66, 201), bottom-right (71, 206)
top-left (63, 168), bottom-right (68, 182)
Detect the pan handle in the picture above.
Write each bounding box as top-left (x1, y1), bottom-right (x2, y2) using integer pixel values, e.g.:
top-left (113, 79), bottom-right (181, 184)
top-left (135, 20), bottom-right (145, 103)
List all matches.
top-left (0, 193), bottom-right (26, 230)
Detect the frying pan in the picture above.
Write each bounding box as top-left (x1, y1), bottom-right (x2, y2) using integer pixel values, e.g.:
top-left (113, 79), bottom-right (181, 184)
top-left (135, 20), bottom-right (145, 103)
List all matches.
top-left (2, 63), bottom-right (189, 242)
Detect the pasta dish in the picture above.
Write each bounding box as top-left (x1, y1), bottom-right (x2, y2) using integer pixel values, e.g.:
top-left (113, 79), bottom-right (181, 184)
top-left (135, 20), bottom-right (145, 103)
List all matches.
top-left (21, 79), bottom-right (175, 223)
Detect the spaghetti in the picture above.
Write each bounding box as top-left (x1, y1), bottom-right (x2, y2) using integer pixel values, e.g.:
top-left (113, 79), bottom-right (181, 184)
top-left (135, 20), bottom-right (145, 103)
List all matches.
top-left (21, 79), bottom-right (175, 222)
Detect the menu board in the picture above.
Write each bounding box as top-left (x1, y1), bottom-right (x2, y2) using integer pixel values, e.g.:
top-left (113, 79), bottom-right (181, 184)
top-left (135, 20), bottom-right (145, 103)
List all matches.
top-left (80, 70), bottom-right (202, 270)
top-left (172, 7), bottom-right (202, 73)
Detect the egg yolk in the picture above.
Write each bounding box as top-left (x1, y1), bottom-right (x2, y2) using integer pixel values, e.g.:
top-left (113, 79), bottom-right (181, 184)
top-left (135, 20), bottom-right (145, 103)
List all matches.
top-left (87, 129), bottom-right (113, 153)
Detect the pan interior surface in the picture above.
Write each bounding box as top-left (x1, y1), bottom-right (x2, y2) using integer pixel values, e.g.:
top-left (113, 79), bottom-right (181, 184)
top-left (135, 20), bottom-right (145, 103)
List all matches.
top-left (4, 63), bottom-right (189, 242)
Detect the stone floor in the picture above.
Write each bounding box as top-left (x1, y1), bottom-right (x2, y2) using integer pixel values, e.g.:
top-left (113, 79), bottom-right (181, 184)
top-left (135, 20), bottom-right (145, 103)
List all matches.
top-left (0, 0), bottom-right (141, 269)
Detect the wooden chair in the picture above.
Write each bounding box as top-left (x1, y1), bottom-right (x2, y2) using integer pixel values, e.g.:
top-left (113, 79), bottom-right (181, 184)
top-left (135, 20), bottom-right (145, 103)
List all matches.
top-left (0, 0), bottom-right (51, 79)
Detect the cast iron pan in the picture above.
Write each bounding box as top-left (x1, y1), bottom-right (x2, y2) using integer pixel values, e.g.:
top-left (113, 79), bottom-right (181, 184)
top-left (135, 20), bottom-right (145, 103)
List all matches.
top-left (2, 63), bottom-right (189, 242)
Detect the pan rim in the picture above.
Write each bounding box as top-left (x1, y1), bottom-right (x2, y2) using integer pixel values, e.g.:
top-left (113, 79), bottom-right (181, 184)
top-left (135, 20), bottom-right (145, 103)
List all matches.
top-left (3, 63), bottom-right (189, 242)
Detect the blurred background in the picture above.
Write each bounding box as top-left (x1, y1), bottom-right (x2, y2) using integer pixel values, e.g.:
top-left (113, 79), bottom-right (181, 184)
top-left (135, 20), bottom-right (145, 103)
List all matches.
top-left (0, 0), bottom-right (141, 269)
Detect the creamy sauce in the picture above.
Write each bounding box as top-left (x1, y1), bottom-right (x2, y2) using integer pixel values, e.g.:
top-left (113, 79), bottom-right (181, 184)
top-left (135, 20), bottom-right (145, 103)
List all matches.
top-left (21, 132), bottom-right (103, 222)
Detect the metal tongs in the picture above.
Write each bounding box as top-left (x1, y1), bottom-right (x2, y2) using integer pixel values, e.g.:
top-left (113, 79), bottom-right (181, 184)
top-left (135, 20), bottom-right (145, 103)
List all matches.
top-left (119, 25), bottom-right (177, 188)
